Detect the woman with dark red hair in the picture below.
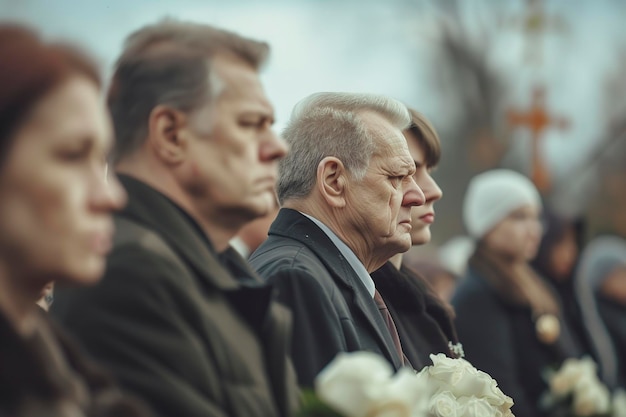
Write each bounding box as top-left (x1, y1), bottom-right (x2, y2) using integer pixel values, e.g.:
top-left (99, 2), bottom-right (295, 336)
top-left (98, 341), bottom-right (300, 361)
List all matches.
top-left (0, 24), bottom-right (149, 417)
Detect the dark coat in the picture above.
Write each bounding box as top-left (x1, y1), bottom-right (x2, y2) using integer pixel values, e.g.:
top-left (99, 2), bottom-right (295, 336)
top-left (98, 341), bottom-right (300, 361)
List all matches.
top-left (249, 208), bottom-right (404, 387)
top-left (371, 262), bottom-right (460, 370)
top-left (0, 309), bottom-right (149, 417)
top-left (452, 268), bottom-right (582, 417)
top-left (547, 279), bottom-right (596, 359)
top-left (52, 176), bottom-right (299, 417)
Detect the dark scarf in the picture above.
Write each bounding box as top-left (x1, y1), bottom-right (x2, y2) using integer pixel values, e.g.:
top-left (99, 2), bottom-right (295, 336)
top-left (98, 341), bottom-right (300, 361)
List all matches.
top-left (469, 243), bottom-right (560, 318)
top-left (469, 243), bottom-right (585, 360)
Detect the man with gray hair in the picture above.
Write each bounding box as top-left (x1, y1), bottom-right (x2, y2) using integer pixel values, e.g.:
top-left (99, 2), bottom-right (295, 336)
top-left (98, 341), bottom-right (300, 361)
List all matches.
top-left (249, 92), bottom-right (425, 387)
top-left (52, 19), bottom-right (299, 417)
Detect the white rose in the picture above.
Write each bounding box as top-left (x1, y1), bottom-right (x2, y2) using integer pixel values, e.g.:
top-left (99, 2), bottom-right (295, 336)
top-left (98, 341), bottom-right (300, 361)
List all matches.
top-left (472, 369), bottom-right (514, 408)
top-left (426, 354), bottom-right (476, 391)
top-left (426, 354), bottom-right (510, 407)
top-left (572, 378), bottom-right (611, 417)
top-left (383, 368), bottom-right (430, 411)
top-left (500, 409), bottom-right (515, 417)
top-left (550, 357), bottom-right (597, 397)
top-left (458, 397), bottom-right (497, 417)
top-left (428, 391), bottom-right (459, 417)
top-left (315, 352), bottom-right (430, 417)
top-left (315, 351), bottom-right (394, 417)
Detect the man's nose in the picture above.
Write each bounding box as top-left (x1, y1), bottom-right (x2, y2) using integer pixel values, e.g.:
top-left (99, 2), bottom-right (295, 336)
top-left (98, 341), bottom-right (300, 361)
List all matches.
top-left (403, 177), bottom-right (425, 207)
top-left (261, 130), bottom-right (289, 162)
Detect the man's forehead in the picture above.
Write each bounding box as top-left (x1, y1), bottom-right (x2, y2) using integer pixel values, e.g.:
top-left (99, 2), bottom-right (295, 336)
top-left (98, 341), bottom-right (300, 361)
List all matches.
top-left (211, 59), bottom-right (274, 114)
top-left (372, 127), bottom-right (411, 156)
top-left (371, 142), bottom-right (415, 171)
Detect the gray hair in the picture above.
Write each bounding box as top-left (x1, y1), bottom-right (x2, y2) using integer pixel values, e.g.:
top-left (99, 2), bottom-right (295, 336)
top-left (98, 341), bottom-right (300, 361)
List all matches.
top-left (107, 18), bottom-right (269, 163)
top-left (277, 92), bottom-right (411, 204)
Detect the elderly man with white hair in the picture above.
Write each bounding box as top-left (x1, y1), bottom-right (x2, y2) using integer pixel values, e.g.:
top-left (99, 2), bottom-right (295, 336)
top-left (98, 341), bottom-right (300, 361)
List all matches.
top-left (249, 92), bottom-right (425, 387)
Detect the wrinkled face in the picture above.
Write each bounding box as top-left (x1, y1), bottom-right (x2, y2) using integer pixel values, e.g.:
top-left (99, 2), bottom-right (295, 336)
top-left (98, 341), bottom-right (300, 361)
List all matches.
top-left (183, 55), bottom-right (287, 229)
top-left (0, 77), bottom-right (126, 288)
top-left (345, 113), bottom-right (425, 262)
top-left (484, 204), bottom-right (543, 261)
top-left (405, 132), bottom-right (442, 246)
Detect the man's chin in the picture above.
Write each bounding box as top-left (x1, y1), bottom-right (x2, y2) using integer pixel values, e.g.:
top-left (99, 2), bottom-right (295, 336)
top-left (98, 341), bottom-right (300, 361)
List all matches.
top-left (393, 236), bottom-right (413, 254)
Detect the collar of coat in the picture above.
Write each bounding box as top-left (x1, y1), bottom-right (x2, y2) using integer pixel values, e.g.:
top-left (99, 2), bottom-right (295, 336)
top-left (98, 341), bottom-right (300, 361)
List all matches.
top-left (116, 175), bottom-right (244, 291)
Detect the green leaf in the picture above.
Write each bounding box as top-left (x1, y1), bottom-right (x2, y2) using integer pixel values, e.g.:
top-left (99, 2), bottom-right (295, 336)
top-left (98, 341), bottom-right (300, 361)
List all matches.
top-left (296, 389), bottom-right (346, 417)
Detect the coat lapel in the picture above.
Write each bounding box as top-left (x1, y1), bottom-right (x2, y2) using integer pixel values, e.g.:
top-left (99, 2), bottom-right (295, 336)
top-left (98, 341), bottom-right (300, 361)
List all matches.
top-left (269, 209), bottom-right (403, 369)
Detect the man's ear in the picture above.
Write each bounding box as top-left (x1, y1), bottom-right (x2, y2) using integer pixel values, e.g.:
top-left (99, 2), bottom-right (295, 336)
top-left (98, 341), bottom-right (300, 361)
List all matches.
top-left (317, 156), bottom-right (348, 208)
top-left (147, 105), bottom-right (188, 165)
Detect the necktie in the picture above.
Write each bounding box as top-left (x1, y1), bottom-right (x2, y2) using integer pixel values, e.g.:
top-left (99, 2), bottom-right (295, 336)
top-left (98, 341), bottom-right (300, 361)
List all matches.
top-left (373, 289), bottom-right (405, 365)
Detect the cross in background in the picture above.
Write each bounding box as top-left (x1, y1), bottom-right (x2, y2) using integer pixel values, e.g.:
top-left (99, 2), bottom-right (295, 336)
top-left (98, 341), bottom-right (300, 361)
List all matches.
top-left (507, 85), bottom-right (569, 193)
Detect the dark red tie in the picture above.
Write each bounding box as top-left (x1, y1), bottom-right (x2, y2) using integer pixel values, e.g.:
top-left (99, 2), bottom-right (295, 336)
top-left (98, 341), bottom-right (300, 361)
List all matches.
top-left (373, 289), bottom-right (405, 365)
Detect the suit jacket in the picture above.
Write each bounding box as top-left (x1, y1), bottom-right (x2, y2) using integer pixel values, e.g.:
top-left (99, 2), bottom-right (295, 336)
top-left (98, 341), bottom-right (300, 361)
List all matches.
top-left (249, 208), bottom-right (404, 387)
top-left (52, 176), bottom-right (299, 417)
top-left (452, 268), bottom-right (582, 417)
top-left (371, 262), bottom-right (460, 370)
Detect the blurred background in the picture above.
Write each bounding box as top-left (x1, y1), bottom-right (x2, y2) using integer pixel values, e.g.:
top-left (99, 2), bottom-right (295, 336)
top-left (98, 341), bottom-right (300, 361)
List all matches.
top-left (2, 0), bottom-right (626, 248)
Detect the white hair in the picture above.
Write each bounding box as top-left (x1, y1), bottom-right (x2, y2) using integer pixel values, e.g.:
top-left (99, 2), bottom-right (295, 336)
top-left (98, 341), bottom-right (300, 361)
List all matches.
top-left (277, 92), bottom-right (411, 204)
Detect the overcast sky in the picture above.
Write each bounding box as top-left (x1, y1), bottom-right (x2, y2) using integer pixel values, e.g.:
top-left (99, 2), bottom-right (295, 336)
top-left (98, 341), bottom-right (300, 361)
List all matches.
top-left (2, 0), bottom-right (625, 184)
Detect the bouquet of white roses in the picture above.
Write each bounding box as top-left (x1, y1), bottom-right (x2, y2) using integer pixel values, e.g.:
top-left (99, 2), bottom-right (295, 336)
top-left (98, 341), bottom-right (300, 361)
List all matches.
top-left (418, 353), bottom-right (514, 417)
top-left (298, 352), bottom-right (515, 417)
top-left (541, 356), bottom-right (618, 417)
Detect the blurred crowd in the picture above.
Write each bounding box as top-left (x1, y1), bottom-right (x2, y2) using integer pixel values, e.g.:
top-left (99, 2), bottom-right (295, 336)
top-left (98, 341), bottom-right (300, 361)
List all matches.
top-left (0, 17), bottom-right (624, 417)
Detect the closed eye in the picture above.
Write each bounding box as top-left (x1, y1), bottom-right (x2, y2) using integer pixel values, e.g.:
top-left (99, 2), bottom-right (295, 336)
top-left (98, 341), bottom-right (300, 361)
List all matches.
top-left (56, 139), bottom-right (93, 162)
top-left (388, 175), bottom-right (405, 187)
top-left (239, 116), bottom-right (274, 129)
top-left (239, 120), bottom-right (261, 128)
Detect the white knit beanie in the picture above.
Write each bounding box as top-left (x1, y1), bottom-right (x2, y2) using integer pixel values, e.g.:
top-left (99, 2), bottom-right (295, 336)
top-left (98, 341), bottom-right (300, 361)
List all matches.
top-left (463, 169), bottom-right (542, 240)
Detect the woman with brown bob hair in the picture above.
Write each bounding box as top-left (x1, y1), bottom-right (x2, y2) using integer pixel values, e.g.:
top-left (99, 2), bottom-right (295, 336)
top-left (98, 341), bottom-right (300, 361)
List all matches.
top-left (0, 24), bottom-right (149, 417)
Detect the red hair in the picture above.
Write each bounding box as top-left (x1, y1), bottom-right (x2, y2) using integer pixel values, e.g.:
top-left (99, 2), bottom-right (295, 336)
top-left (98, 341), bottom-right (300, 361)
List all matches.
top-left (0, 24), bottom-right (101, 163)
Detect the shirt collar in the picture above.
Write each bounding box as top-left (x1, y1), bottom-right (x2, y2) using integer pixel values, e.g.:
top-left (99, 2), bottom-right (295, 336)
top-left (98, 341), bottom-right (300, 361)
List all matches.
top-left (301, 212), bottom-right (375, 298)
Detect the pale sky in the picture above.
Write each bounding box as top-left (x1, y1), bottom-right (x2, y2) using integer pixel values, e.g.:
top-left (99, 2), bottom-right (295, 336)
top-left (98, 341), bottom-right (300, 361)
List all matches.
top-left (2, 0), bottom-right (625, 187)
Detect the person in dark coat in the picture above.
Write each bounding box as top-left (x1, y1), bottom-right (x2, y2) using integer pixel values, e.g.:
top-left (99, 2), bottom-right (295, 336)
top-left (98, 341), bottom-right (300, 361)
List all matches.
top-left (249, 92), bottom-right (425, 387)
top-left (575, 236), bottom-right (626, 389)
top-left (371, 108), bottom-right (461, 371)
top-left (52, 19), bottom-right (299, 417)
top-left (0, 25), bottom-right (147, 417)
top-left (452, 170), bottom-right (584, 417)
top-left (531, 210), bottom-right (596, 360)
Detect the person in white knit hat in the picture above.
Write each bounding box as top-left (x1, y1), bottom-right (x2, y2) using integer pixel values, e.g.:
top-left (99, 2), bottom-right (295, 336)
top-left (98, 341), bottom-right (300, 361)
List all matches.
top-left (463, 169), bottom-right (542, 241)
top-left (452, 169), bottom-right (586, 417)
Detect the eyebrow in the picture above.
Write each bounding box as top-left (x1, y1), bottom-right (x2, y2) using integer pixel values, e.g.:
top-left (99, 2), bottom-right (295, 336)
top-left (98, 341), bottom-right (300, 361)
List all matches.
top-left (396, 160), bottom-right (416, 174)
top-left (240, 110), bottom-right (275, 123)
